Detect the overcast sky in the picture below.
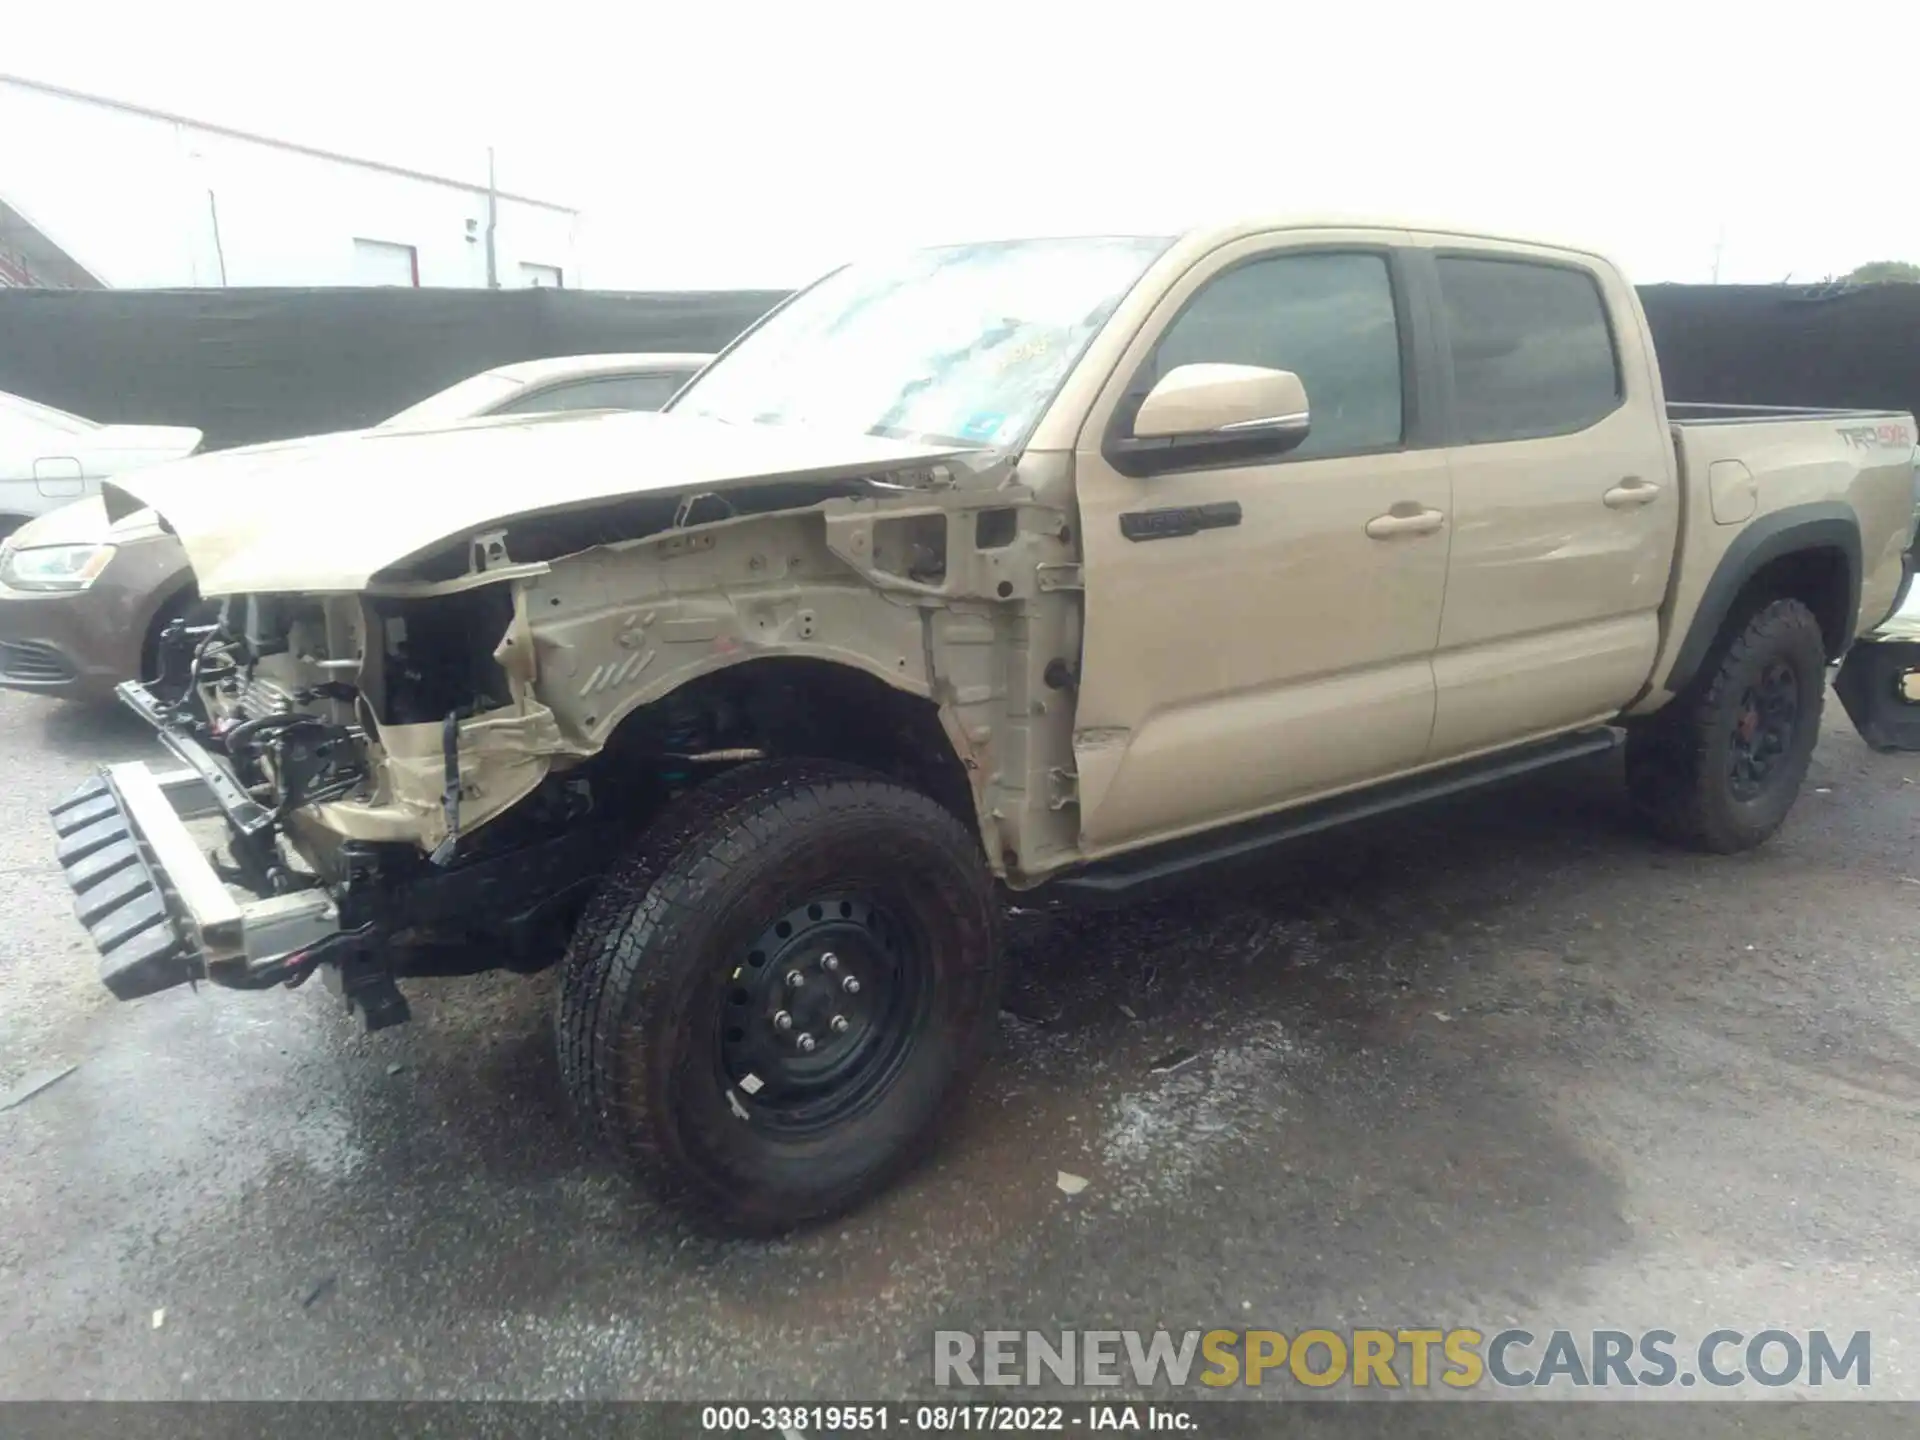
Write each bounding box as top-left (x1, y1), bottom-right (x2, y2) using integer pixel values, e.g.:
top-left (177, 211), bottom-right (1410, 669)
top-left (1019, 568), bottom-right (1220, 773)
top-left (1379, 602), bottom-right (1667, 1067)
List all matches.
top-left (8, 0), bottom-right (1915, 289)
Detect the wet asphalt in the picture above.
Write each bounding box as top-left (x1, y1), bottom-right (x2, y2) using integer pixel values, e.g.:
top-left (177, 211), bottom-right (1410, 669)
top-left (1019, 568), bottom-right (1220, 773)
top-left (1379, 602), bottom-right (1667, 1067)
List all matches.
top-left (3, 684), bottom-right (1920, 1404)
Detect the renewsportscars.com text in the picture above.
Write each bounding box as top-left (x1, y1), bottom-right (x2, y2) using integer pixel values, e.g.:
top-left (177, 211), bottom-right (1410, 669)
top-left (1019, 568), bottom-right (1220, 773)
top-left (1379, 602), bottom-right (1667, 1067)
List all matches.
top-left (933, 1327), bottom-right (1871, 1391)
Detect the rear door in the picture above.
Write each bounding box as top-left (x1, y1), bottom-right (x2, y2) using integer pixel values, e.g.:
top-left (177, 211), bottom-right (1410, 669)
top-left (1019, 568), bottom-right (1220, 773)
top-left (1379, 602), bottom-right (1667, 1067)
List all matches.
top-left (1, 403), bottom-right (82, 524)
top-left (1416, 241), bottom-right (1678, 760)
top-left (32, 456), bottom-right (86, 501)
top-left (1069, 230), bottom-right (1453, 851)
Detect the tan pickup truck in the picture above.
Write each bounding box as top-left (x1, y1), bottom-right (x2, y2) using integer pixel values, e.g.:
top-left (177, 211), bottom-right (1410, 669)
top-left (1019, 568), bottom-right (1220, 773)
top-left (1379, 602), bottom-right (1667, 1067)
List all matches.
top-left (48, 219), bottom-right (1919, 1233)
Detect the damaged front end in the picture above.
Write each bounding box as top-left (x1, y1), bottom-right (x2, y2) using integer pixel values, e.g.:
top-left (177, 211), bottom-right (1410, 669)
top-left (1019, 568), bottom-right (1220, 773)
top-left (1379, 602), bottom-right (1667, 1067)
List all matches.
top-left (49, 528), bottom-right (812, 1026)
top-left (48, 579), bottom-right (624, 1028)
top-left (47, 431), bottom-right (1056, 1031)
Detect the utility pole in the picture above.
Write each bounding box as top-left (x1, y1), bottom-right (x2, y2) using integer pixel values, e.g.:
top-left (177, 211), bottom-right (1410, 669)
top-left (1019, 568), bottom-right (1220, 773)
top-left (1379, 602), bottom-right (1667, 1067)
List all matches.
top-left (485, 145), bottom-right (499, 289)
top-left (1710, 224), bottom-right (1726, 284)
top-left (206, 189), bottom-right (228, 285)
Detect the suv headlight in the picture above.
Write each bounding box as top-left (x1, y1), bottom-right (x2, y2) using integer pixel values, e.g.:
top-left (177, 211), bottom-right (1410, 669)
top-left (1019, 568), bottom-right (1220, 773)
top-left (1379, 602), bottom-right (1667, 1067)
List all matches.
top-left (0, 543), bottom-right (117, 592)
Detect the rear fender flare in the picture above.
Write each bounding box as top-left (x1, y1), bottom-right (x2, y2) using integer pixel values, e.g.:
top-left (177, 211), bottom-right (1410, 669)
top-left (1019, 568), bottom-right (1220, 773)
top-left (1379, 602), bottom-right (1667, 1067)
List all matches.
top-left (1663, 502), bottom-right (1861, 696)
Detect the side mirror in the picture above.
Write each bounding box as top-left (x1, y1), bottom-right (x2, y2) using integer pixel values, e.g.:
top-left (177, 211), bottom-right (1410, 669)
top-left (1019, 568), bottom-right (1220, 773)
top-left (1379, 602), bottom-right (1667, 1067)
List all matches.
top-left (1110, 363), bottom-right (1311, 477)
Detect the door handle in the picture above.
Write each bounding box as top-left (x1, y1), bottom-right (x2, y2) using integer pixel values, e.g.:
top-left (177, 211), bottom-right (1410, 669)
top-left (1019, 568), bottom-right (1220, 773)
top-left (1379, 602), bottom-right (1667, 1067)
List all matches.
top-left (1603, 477), bottom-right (1661, 509)
top-left (1119, 501), bottom-right (1242, 542)
top-left (1364, 506), bottom-right (1446, 539)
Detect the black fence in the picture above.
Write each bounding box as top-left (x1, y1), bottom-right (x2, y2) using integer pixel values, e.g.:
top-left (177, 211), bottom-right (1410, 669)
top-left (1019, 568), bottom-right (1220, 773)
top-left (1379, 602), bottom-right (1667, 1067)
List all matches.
top-left (0, 286), bottom-right (788, 451)
top-left (1, 281), bottom-right (1916, 454)
top-left (1637, 282), bottom-right (1920, 419)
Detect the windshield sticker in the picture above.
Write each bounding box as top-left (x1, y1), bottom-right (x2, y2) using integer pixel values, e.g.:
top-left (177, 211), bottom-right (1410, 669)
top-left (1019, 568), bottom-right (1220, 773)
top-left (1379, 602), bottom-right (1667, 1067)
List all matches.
top-left (992, 335), bottom-right (1054, 369)
top-left (960, 411), bottom-right (1008, 443)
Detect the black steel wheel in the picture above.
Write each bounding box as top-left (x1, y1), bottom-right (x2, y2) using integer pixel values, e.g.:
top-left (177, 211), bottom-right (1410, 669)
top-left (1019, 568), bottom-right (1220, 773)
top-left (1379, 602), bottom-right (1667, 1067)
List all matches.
top-left (1727, 659), bottom-right (1800, 802)
top-left (1627, 597), bottom-right (1827, 853)
top-left (557, 759), bottom-right (1001, 1234)
top-left (718, 893), bottom-right (930, 1138)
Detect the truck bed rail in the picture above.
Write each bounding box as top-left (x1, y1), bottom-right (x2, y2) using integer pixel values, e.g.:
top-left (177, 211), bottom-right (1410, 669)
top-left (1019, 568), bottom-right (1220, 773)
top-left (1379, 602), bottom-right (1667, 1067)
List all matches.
top-left (1666, 401), bottom-right (1913, 426)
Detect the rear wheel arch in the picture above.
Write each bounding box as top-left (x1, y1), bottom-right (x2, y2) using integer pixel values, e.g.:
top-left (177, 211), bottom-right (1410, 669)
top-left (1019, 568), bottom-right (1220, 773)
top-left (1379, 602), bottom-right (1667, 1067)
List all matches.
top-left (1629, 596), bottom-right (1827, 852)
top-left (1665, 503), bottom-right (1861, 697)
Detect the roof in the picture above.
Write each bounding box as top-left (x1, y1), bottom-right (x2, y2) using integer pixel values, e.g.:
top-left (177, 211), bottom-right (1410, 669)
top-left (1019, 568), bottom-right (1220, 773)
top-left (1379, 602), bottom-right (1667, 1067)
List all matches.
top-left (905, 217), bottom-right (1618, 274)
top-left (0, 72), bottom-right (575, 214)
top-left (486, 353), bottom-right (714, 385)
top-left (0, 194), bottom-right (105, 288)
top-left (1171, 213), bottom-right (1614, 262)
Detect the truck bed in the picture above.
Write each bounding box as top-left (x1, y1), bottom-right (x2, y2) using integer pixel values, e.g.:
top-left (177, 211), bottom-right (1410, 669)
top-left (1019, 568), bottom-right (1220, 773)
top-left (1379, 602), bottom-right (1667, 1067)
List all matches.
top-left (1633, 401), bottom-right (1919, 712)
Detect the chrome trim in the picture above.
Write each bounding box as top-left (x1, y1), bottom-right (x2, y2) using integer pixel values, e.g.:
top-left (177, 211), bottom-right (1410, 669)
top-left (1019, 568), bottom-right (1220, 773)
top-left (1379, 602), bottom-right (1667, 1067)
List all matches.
top-left (1216, 409), bottom-right (1311, 434)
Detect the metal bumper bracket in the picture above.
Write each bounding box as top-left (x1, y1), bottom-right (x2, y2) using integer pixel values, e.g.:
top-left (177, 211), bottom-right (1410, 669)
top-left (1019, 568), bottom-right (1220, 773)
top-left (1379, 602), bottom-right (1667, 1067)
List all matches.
top-left (50, 772), bottom-right (203, 1000)
top-left (50, 761), bottom-right (340, 1001)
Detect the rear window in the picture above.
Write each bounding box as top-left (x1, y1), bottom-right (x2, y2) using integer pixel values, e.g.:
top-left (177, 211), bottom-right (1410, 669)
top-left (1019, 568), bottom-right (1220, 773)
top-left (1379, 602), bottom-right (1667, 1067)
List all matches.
top-left (1437, 257), bottom-right (1621, 444)
top-left (497, 372), bottom-right (690, 415)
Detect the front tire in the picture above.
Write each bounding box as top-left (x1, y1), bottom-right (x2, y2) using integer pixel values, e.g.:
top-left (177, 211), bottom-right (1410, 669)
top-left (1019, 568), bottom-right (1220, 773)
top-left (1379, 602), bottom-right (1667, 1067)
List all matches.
top-left (1626, 597), bottom-right (1827, 853)
top-left (557, 760), bottom-right (1002, 1233)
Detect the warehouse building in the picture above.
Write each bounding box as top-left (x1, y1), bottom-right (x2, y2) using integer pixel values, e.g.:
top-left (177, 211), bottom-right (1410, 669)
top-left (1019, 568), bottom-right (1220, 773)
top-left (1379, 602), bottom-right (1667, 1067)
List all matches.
top-left (0, 73), bottom-right (578, 289)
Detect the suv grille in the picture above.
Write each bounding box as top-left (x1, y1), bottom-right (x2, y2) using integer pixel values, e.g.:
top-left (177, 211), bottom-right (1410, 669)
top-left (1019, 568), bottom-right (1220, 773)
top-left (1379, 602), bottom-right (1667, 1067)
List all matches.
top-left (0, 640), bottom-right (74, 683)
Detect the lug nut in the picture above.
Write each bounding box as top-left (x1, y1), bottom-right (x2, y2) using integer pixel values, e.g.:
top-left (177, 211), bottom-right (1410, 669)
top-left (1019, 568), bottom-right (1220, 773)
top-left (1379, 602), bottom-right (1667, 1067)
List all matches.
top-left (773, 1010), bottom-right (793, 1031)
top-left (820, 952), bottom-right (840, 973)
top-left (831, 1015), bottom-right (850, 1034)
top-left (842, 975), bottom-right (861, 995)
top-left (785, 969), bottom-right (805, 989)
top-left (796, 1033), bottom-right (817, 1053)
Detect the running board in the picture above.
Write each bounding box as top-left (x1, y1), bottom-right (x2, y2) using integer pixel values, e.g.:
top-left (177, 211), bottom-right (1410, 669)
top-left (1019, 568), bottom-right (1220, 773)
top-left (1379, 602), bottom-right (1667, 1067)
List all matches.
top-left (1051, 728), bottom-right (1623, 897)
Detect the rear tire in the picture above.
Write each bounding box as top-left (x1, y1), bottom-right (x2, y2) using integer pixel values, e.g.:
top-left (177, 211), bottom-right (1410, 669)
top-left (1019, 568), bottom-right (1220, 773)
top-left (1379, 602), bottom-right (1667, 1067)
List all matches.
top-left (556, 759), bottom-right (1002, 1234)
top-left (1626, 597), bottom-right (1827, 853)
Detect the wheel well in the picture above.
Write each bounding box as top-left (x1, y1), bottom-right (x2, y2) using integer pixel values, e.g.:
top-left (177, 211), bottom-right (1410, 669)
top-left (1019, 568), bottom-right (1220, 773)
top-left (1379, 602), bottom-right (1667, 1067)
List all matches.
top-left (0, 515), bottom-right (27, 543)
top-left (141, 582), bottom-right (201, 678)
top-left (594, 657), bottom-right (979, 836)
top-left (1727, 546), bottom-right (1853, 659)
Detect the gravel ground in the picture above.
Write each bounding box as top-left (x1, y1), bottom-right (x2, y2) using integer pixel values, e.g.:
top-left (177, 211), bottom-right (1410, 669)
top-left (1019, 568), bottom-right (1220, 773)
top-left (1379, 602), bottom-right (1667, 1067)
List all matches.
top-left (3, 684), bottom-right (1919, 1406)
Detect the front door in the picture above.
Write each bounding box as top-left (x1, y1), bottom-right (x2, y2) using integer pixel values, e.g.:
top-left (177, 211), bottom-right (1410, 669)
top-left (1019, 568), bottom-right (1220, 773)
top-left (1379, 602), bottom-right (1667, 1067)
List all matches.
top-left (1070, 232), bottom-right (1452, 853)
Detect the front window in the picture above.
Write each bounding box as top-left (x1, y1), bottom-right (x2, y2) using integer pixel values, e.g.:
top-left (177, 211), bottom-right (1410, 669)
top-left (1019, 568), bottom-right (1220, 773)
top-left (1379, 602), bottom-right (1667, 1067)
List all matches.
top-left (1146, 251), bottom-right (1405, 460)
top-left (671, 236), bottom-right (1173, 449)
